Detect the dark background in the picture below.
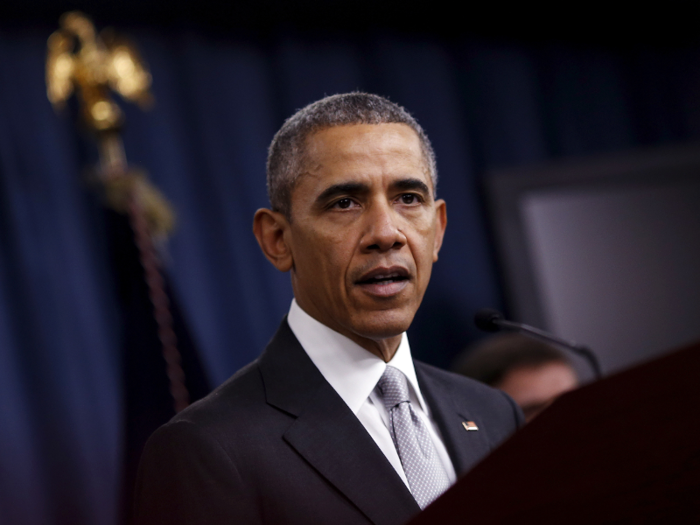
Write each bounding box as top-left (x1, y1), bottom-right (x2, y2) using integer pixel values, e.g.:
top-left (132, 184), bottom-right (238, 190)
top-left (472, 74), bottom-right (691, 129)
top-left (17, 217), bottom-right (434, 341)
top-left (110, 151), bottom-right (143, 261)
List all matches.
top-left (1, 2), bottom-right (699, 524)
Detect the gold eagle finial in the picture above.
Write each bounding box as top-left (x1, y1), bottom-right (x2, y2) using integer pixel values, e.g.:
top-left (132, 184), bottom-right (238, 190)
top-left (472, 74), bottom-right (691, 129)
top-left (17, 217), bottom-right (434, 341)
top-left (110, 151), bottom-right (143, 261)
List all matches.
top-left (46, 11), bottom-right (153, 131)
top-left (46, 11), bottom-right (174, 238)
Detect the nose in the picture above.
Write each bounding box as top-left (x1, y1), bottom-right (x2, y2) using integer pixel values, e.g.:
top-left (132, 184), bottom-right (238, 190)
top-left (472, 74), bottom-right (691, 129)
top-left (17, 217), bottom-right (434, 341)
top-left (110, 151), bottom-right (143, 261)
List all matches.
top-left (360, 201), bottom-right (406, 253)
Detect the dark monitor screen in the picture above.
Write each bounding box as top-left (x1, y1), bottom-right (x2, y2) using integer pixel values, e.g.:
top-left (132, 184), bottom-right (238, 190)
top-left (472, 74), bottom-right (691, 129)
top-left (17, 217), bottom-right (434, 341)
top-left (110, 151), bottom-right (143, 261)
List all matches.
top-left (487, 142), bottom-right (700, 379)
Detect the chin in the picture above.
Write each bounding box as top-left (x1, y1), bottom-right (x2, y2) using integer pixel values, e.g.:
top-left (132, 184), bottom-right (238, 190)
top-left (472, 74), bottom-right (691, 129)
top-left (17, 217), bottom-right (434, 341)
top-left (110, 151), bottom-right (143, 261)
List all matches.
top-left (350, 309), bottom-right (414, 341)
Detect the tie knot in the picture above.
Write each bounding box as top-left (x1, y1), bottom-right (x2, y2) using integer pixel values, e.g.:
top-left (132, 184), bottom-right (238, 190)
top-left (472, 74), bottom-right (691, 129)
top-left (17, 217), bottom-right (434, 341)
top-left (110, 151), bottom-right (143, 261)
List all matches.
top-left (376, 366), bottom-right (410, 410)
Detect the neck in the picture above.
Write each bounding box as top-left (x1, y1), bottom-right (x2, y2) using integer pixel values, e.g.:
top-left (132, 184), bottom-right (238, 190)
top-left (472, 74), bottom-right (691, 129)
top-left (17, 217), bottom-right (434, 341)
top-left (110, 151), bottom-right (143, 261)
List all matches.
top-left (347, 333), bottom-right (403, 363)
top-left (292, 295), bottom-right (406, 363)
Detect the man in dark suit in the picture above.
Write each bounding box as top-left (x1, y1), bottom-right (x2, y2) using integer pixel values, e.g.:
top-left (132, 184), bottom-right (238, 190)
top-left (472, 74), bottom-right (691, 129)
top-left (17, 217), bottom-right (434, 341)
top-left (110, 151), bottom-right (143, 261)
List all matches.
top-left (135, 93), bottom-right (523, 525)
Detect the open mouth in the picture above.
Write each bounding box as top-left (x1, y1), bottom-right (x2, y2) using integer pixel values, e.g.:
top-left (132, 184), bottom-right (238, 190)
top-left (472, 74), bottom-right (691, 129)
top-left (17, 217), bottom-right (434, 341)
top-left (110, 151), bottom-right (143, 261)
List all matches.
top-left (357, 273), bottom-right (409, 286)
top-left (355, 267), bottom-right (411, 296)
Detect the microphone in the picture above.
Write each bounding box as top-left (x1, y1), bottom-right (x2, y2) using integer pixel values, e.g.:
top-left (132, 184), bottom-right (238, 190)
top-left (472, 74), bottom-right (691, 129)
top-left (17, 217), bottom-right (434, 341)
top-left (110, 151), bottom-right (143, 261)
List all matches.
top-left (474, 308), bottom-right (602, 380)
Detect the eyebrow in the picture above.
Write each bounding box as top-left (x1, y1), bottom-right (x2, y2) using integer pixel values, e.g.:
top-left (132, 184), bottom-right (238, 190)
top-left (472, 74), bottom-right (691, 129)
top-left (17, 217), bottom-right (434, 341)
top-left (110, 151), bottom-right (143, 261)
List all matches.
top-left (392, 178), bottom-right (431, 196)
top-left (313, 177), bottom-right (433, 207)
top-left (315, 182), bottom-right (370, 205)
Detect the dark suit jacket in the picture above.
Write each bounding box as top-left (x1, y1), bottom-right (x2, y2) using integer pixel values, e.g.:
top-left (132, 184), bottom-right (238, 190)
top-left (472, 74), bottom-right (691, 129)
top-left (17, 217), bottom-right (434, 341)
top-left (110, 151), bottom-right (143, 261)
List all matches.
top-left (135, 319), bottom-right (523, 525)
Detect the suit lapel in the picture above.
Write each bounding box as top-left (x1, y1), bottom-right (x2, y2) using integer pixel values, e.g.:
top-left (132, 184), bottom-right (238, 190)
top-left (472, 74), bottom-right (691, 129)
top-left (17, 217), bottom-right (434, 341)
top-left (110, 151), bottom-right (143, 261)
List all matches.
top-left (259, 320), bottom-right (420, 525)
top-left (415, 363), bottom-right (494, 476)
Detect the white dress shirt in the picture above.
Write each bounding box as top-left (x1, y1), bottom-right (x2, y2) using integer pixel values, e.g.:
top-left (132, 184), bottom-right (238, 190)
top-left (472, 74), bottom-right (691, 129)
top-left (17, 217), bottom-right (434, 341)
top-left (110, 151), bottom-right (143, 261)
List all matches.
top-left (287, 299), bottom-right (457, 489)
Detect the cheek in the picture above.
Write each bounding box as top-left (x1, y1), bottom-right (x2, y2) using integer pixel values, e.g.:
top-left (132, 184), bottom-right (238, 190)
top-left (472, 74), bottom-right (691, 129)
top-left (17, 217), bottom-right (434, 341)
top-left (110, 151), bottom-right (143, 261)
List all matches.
top-left (324, 238), bottom-right (353, 278)
top-left (415, 219), bottom-right (440, 262)
top-left (299, 231), bottom-right (350, 280)
top-left (411, 225), bottom-right (437, 262)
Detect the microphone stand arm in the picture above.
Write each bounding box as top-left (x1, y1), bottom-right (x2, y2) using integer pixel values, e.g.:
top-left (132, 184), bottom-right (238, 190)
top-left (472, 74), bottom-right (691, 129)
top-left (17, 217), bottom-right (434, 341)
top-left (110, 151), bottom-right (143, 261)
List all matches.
top-left (496, 319), bottom-right (603, 380)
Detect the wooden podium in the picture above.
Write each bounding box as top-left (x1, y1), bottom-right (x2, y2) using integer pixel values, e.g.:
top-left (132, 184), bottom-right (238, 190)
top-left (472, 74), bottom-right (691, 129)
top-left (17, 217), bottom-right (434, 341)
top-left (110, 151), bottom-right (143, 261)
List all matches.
top-left (410, 341), bottom-right (700, 524)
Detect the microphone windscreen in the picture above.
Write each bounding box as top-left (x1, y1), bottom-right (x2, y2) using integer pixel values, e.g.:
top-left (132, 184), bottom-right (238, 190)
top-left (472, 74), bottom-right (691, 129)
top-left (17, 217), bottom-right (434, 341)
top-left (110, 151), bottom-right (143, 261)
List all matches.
top-left (474, 308), bottom-right (504, 332)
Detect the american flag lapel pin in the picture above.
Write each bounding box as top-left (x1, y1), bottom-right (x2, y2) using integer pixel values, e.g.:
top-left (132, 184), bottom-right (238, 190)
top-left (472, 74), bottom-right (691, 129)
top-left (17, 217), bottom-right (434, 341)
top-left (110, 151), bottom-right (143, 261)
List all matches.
top-left (462, 421), bottom-right (478, 431)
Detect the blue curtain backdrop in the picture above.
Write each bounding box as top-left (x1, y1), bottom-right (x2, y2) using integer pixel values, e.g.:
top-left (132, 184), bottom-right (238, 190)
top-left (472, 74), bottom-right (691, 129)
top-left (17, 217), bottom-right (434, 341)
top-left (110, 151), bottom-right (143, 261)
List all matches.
top-left (1, 22), bottom-right (700, 525)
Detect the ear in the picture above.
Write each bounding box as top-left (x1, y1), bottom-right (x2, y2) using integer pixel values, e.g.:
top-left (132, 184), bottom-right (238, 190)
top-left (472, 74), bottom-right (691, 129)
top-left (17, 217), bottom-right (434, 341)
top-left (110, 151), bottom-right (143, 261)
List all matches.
top-left (432, 199), bottom-right (447, 262)
top-left (253, 208), bottom-right (294, 272)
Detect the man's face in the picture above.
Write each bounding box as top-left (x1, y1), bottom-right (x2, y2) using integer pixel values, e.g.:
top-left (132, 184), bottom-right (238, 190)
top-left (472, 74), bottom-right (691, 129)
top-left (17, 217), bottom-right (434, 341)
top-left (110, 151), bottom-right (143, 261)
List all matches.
top-left (496, 363), bottom-right (579, 422)
top-left (284, 123), bottom-right (446, 352)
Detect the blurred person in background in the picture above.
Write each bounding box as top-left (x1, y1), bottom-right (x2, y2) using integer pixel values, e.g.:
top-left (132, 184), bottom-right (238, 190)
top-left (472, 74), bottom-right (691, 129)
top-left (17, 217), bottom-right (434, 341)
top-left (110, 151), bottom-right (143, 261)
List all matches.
top-left (453, 334), bottom-right (579, 422)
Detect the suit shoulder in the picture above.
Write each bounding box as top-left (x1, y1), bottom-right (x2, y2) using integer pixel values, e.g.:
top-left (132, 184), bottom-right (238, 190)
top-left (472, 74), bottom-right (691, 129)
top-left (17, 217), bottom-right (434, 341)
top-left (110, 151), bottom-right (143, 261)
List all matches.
top-left (170, 359), bottom-right (266, 428)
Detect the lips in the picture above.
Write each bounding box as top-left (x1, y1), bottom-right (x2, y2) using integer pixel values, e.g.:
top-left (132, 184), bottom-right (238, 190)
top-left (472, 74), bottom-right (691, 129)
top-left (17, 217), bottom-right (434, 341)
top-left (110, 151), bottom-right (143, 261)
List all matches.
top-left (355, 266), bottom-right (411, 297)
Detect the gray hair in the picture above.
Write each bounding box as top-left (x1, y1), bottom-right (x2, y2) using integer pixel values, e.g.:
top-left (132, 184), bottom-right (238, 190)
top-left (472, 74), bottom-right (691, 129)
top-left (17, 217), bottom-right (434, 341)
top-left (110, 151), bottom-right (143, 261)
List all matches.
top-left (266, 92), bottom-right (437, 218)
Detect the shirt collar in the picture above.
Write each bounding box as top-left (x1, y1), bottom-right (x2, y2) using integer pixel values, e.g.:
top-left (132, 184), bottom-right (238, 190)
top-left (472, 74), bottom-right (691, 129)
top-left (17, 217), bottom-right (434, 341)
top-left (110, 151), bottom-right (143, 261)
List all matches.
top-left (287, 299), bottom-right (429, 415)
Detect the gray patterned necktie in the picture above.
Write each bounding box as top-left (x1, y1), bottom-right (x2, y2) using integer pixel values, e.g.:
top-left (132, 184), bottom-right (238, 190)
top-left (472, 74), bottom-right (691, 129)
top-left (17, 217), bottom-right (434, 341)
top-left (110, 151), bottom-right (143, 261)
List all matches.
top-left (376, 366), bottom-right (451, 509)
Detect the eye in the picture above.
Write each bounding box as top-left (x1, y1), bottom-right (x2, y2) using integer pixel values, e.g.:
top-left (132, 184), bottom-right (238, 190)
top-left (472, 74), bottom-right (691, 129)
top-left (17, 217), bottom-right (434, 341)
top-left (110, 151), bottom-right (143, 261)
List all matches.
top-left (333, 198), bottom-right (355, 209)
top-left (399, 193), bottom-right (421, 205)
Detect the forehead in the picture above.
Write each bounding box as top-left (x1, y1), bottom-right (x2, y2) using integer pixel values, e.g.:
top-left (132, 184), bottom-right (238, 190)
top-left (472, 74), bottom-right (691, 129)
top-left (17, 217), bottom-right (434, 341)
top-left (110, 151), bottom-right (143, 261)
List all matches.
top-left (302, 123), bottom-right (430, 183)
top-left (504, 363), bottom-right (578, 401)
